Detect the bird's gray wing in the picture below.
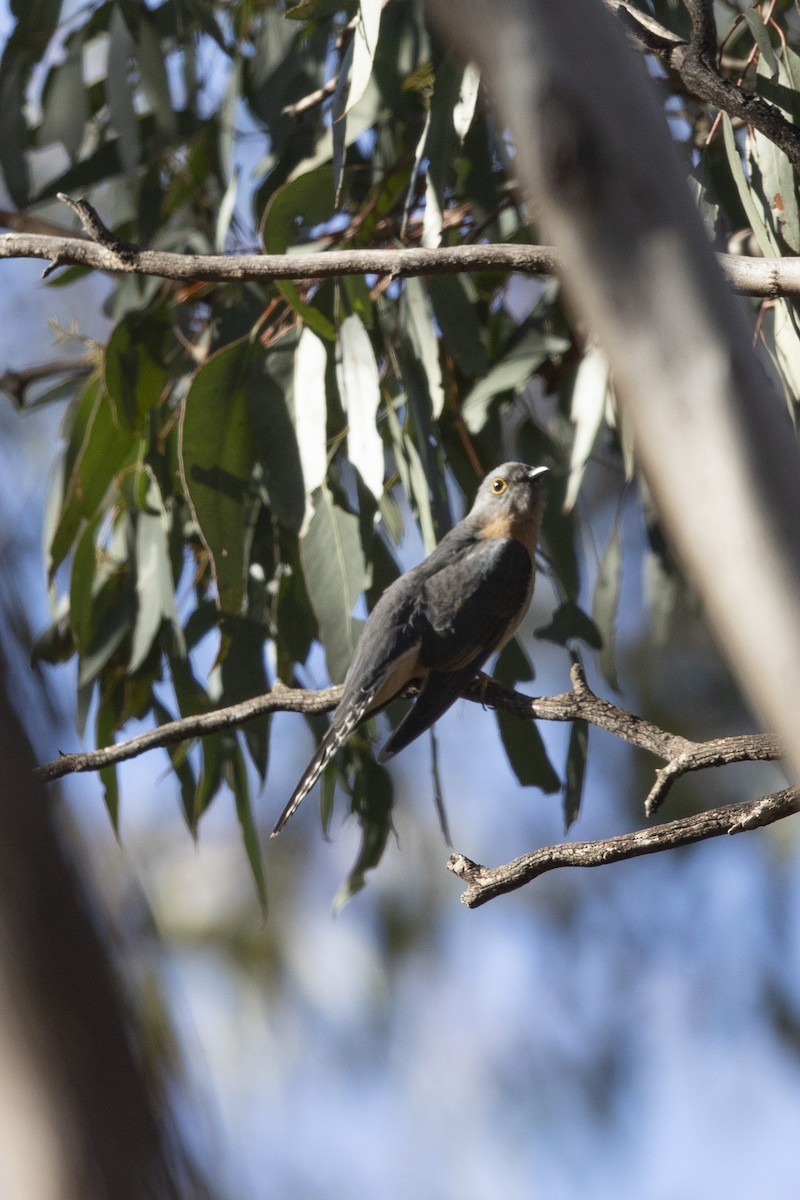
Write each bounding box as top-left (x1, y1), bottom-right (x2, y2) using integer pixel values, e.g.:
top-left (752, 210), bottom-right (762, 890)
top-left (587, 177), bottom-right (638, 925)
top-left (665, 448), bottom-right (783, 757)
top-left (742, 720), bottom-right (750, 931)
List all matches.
top-left (418, 536), bottom-right (532, 670)
top-left (378, 537), bottom-right (532, 761)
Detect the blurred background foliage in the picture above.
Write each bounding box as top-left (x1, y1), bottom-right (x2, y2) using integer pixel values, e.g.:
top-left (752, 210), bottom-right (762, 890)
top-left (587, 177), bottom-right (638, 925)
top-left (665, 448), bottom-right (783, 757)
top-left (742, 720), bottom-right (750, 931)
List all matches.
top-left (1, 1), bottom-right (800, 1195)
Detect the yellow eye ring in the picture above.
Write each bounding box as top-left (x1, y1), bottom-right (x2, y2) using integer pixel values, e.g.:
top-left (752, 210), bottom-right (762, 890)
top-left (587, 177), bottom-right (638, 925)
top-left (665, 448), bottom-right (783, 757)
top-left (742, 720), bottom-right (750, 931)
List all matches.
top-left (491, 477), bottom-right (508, 495)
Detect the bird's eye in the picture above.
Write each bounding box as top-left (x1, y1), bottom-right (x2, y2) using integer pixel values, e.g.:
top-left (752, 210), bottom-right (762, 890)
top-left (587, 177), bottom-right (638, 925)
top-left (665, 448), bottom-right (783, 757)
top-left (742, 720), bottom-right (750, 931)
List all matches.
top-left (491, 477), bottom-right (508, 495)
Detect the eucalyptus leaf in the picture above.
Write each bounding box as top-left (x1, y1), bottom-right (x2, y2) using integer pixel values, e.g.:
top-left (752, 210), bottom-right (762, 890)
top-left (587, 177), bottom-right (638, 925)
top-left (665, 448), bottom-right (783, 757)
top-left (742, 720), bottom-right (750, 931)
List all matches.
top-left (461, 323), bottom-right (570, 433)
top-left (563, 718), bottom-right (588, 832)
top-left (293, 326), bottom-right (329, 521)
top-left (593, 526), bottom-right (622, 692)
top-left (228, 741), bottom-right (268, 913)
top-left (180, 341), bottom-right (257, 616)
top-left (336, 314), bottom-right (384, 499)
top-left (300, 485), bottom-right (367, 682)
top-left (50, 378), bottom-right (138, 575)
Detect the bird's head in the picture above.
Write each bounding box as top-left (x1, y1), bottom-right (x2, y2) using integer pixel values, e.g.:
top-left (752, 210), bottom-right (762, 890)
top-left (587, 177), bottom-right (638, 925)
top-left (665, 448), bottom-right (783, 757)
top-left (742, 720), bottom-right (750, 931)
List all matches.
top-left (471, 462), bottom-right (548, 531)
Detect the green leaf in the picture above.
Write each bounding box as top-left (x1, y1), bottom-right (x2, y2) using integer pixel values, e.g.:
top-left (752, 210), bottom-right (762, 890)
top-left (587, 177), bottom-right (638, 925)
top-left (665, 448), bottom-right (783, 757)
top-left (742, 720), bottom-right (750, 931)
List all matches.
top-left (564, 342), bottom-right (609, 511)
top-left (220, 618), bottom-right (271, 780)
top-left (228, 742), bottom-right (268, 913)
top-left (496, 707), bottom-right (561, 792)
top-left (104, 311), bottom-right (170, 431)
top-left (332, 754), bottom-right (393, 912)
top-left (261, 167), bottom-right (337, 340)
top-left (107, 6), bottom-right (140, 179)
top-left (246, 337), bottom-right (306, 532)
top-left (593, 526), bottom-right (622, 691)
top-left (39, 36), bottom-right (88, 159)
top-left (495, 636), bottom-right (534, 684)
top-left (461, 322), bottom-right (570, 434)
top-left (275, 531), bottom-right (318, 676)
top-left (134, 12), bottom-right (178, 142)
top-left (300, 485), bottom-right (367, 682)
top-left (50, 378), bottom-right (138, 574)
top-left (293, 326), bottom-right (329, 512)
top-left (403, 277), bottom-right (445, 418)
top-left (535, 601), bottom-right (602, 651)
top-left (346, 0), bottom-right (383, 116)
top-left (69, 514), bottom-right (102, 655)
top-left (180, 341), bottom-right (257, 616)
top-left (0, 0), bottom-right (61, 204)
top-left (331, 36), bottom-right (354, 200)
top-left (422, 52), bottom-right (463, 247)
top-left (96, 692), bottom-right (120, 833)
top-left (427, 275), bottom-right (488, 378)
top-left (453, 61), bottom-right (480, 142)
top-left (129, 502), bottom-right (178, 674)
top-left (153, 696), bottom-right (197, 821)
top-left (336, 314), bottom-right (384, 498)
top-left (563, 717), bottom-right (588, 832)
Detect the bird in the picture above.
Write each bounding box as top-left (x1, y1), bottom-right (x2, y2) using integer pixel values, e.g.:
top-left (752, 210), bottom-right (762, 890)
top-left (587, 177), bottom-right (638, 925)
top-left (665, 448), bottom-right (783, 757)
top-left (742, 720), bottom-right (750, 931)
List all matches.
top-left (272, 462), bottom-right (548, 835)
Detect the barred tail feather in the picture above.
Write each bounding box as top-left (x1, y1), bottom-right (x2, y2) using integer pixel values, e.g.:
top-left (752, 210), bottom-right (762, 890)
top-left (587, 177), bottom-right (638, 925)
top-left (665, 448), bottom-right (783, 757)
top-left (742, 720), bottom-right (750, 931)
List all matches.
top-left (271, 699), bottom-right (368, 836)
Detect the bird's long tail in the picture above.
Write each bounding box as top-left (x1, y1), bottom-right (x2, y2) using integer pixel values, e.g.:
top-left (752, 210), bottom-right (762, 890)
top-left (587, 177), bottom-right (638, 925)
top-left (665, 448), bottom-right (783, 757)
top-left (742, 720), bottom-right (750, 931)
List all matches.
top-left (271, 702), bottom-right (366, 836)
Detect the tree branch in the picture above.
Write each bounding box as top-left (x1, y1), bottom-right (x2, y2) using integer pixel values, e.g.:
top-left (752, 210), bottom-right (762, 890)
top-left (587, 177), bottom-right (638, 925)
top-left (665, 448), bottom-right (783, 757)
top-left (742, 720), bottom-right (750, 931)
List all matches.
top-left (35, 662), bottom-right (782, 808)
top-left (3, 221), bottom-right (800, 296)
top-left (448, 787), bottom-right (800, 907)
top-left (0, 357), bottom-right (93, 408)
top-left (607, 0), bottom-right (800, 173)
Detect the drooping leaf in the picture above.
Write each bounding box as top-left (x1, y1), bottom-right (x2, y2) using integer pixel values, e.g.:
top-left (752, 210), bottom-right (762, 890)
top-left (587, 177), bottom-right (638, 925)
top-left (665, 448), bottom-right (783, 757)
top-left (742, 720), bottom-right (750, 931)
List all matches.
top-left (39, 35), bottom-right (87, 159)
top-left (535, 601), bottom-right (602, 651)
top-left (107, 6), bottom-right (140, 179)
top-left (494, 638), bottom-right (560, 792)
top-left (332, 753), bottom-right (393, 912)
top-left (300, 484), bottom-right (367, 682)
top-left (133, 11), bottom-right (179, 143)
top-left (461, 323), bottom-right (570, 433)
top-left (336, 313), bottom-right (384, 499)
top-left (220, 618), bottom-right (271, 780)
top-left (330, 36), bottom-right (354, 200)
top-left (593, 526), bottom-right (622, 691)
top-left (346, 0), bottom-right (383, 116)
top-left (104, 310), bottom-right (170, 431)
top-left (453, 61), bottom-right (480, 142)
top-left (261, 167), bottom-right (337, 340)
top-left (228, 741), bottom-right (268, 913)
top-left (50, 378), bottom-right (139, 574)
top-left (246, 336), bottom-right (307, 532)
top-left (96, 692), bottom-right (121, 833)
top-left (293, 326), bottom-right (329, 522)
top-left (564, 342), bottom-right (609, 512)
top-left (496, 706), bottom-right (561, 792)
top-left (427, 274), bottom-right (488, 379)
top-left (403, 277), bottom-right (445, 418)
top-left (422, 51), bottom-right (463, 247)
top-left (180, 341), bottom-right (257, 616)
top-left (129, 498), bottom-right (179, 673)
top-left (563, 717), bottom-right (588, 832)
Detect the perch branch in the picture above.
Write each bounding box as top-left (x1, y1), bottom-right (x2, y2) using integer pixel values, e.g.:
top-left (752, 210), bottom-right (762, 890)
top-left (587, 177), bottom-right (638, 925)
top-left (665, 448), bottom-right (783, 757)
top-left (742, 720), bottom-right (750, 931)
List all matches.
top-left (35, 664), bottom-right (782, 803)
top-left (1, 194), bottom-right (800, 296)
top-left (448, 787), bottom-right (800, 907)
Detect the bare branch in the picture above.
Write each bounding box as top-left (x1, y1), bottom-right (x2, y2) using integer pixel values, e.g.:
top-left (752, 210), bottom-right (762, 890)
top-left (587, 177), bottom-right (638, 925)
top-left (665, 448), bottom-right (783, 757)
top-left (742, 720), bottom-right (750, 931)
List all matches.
top-left (35, 664), bottom-right (783, 818)
top-left (2, 225), bottom-right (800, 296)
top-left (606, 0), bottom-right (800, 172)
top-left (0, 357), bottom-right (93, 408)
top-left (448, 787), bottom-right (800, 906)
top-left (645, 730), bottom-right (780, 815)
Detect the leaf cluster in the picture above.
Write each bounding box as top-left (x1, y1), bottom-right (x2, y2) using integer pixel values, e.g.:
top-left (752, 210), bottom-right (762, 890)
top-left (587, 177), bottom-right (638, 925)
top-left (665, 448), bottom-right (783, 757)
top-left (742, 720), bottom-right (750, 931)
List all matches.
top-left (5, 0), bottom-right (800, 900)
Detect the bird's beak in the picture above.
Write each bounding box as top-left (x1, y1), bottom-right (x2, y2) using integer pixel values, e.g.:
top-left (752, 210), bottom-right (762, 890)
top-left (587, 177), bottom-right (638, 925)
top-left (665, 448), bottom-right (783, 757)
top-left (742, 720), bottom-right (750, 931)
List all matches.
top-left (527, 465), bottom-right (549, 479)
